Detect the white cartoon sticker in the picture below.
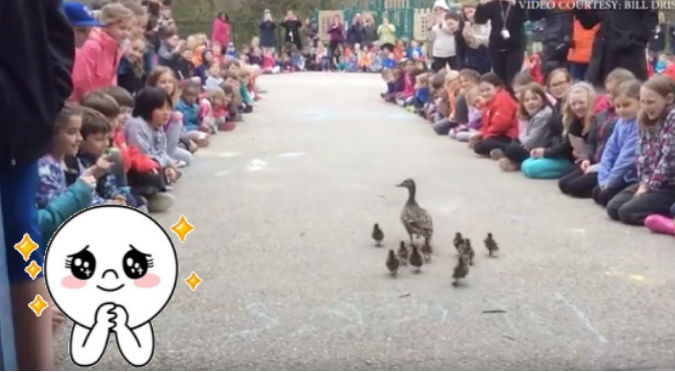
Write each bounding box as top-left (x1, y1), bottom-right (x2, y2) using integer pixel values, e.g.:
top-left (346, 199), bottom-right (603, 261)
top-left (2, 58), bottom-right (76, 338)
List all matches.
top-left (45, 206), bottom-right (177, 367)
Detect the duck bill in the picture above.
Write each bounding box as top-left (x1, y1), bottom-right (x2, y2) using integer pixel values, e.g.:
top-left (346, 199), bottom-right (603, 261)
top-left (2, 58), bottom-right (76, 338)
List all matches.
top-left (396, 183), bottom-right (404, 187)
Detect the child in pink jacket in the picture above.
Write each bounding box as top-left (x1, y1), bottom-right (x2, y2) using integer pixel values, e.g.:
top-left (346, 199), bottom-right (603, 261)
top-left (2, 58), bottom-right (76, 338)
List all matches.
top-left (70, 4), bottom-right (134, 102)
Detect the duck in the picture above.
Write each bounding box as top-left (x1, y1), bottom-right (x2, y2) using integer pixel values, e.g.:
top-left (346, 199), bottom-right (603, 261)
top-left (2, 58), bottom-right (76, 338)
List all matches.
top-left (452, 253), bottom-right (469, 286)
top-left (409, 244), bottom-right (423, 273)
top-left (453, 232), bottom-right (464, 253)
top-left (386, 249), bottom-right (399, 276)
top-left (396, 178), bottom-right (433, 245)
top-left (371, 223), bottom-right (384, 247)
top-left (463, 238), bottom-right (475, 266)
top-left (397, 241), bottom-right (408, 265)
top-left (484, 232), bottom-right (499, 257)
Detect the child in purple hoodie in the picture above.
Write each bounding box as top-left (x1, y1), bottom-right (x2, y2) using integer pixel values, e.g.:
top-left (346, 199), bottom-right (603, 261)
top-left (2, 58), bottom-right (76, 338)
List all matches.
top-left (450, 85), bottom-right (484, 142)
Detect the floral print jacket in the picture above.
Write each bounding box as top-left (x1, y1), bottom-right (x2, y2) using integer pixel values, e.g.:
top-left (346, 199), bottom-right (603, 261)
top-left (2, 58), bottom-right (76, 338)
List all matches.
top-left (638, 108), bottom-right (675, 190)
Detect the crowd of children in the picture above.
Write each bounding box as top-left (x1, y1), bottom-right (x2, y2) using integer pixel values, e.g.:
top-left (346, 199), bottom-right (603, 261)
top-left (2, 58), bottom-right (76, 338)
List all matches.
top-left (380, 59), bottom-right (675, 238)
top-left (41, 1), bottom-right (267, 253)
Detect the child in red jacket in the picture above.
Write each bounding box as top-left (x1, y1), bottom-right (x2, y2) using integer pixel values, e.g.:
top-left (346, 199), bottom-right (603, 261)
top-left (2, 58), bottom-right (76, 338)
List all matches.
top-left (470, 73), bottom-right (519, 157)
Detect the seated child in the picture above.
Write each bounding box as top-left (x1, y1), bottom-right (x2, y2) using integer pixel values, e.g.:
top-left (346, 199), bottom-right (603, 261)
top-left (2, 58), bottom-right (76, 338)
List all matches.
top-left (126, 87), bottom-right (181, 188)
top-left (358, 45), bottom-right (373, 72)
top-left (176, 81), bottom-right (211, 147)
top-left (97, 86), bottom-right (173, 212)
top-left (407, 40), bottom-right (423, 61)
top-left (315, 41), bottom-right (330, 71)
top-left (521, 82), bottom-right (595, 179)
top-left (433, 70), bottom-right (460, 134)
top-left (204, 63), bottom-right (224, 91)
top-left (606, 75), bottom-right (675, 225)
top-left (450, 85), bottom-right (485, 142)
top-left (37, 107), bottom-right (98, 243)
top-left (383, 52), bottom-right (397, 69)
top-left (370, 47), bottom-right (383, 73)
top-left (207, 87), bottom-right (235, 131)
top-left (290, 44), bottom-right (306, 71)
top-left (382, 68), bottom-right (403, 103)
top-left (409, 73), bottom-right (430, 113)
top-left (593, 79), bottom-right (640, 206)
top-left (469, 73), bottom-right (518, 157)
top-left (198, 95), bottom-right (218, 135)
top-left (395, 59), bottom-right (416, 106)
top-left (499, 83), bottom-right (554, 171)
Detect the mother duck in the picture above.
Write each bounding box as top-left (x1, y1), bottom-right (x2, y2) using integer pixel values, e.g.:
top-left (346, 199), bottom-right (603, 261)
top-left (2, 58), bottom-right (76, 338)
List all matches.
top-left (397, 178), bottom-right (433, 245)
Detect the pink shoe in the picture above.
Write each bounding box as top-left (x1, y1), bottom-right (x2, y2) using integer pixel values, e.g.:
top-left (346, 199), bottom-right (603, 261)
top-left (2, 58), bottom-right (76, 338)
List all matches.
top-left (644, 214), bottom-right (675, 236)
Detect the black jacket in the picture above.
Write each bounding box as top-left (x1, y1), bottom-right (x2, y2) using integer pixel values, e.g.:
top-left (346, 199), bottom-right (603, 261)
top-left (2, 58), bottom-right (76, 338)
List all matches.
top-left (474, 0), bottom-right (528, 51)
top-left (574, 8), bottom-right (657, 85)
top-left (456, 18), bottom-right (492, 74)
top-left (282, 19), bottom-right (302, 50)
top-left (648, 23), bottom-right (666, 53)
top-left (529, 10), bottom-right (573, 76)
top-left (0, 0), bottom-right (74, 166)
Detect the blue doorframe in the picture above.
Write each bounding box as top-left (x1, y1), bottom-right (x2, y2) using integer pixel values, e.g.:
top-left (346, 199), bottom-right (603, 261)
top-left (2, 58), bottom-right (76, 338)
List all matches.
top-left (0, 190), bottom-right (18, 370)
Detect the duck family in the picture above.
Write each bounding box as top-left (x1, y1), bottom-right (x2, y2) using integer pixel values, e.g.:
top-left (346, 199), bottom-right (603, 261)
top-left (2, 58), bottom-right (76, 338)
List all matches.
top-left (371, 178), bottom-right (501, 287)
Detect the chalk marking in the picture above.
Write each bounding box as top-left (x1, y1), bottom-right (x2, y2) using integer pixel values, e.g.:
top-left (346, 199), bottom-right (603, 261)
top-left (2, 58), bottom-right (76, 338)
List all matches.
top-left (277, 152), bottom-right (305, 158)
top-left (572, 228), bottom-right (586, 234)
top-left (435, 303), bottom-right (448, 323)
top-left (218, 152), bottom-right (241, 158)
top-left (629, 274), bottom-right (645, 281)
top-left (214, 170), bottom-right (230, 177)
top-left (246, 159), bottom-right (268, 172)
top-left (555, 292), bottom-right (608, 344)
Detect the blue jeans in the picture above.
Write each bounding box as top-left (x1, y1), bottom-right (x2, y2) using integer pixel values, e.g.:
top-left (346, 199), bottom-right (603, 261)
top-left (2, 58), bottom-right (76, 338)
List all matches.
top-left (521, 157), bottom-right (572, 179)
top-left (0, 162), bottom-right (42, 282)
top-left (569, 62), bottom-right (588, 81)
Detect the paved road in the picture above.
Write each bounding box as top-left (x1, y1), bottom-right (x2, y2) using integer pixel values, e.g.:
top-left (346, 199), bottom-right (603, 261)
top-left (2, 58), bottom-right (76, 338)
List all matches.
top-left (56, 73), bottom-right (675, 370)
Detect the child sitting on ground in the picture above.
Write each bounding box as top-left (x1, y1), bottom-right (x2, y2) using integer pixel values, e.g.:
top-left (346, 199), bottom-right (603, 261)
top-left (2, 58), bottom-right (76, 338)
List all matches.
top-left (498, 83), bottom-right (554, 172)
top-left (126, 87), bottom-right (181, 188)
top-left (593, 79), bottom-right (640, 207)
top-left (358, 45), bottom-right (373, 72)
top-left (207, 87), bottom-right (235, 131)
top-left (395, 59), bottom-right (416, 106)
top-left (37, 107), bottom-right (98, 241)
top-left (409, 73), bottom-right (430, 113)
top-left (521, 82), bottom-right (595, 180)
top-left (469, 73), bottom-right (519, 157)
top-left (432, 70), bottom-right (460, 133)
top-left (450, 85), bottom-right (485, 142)
top-left (97, 86), bottom-right (173, 212)
top-left (176, 81), bottom-right (211, 147)
top-left (606, 75), bottom-right (675, 226)
top-left (382, 68), bottom-right (403, 103)
top-left (316, 41), bottom-right (330, 71)
top-left (204, 63), bottom-right (224, 91)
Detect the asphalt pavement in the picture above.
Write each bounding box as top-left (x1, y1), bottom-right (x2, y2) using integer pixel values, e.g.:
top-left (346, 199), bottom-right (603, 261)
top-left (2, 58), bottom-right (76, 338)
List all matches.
top-left (55, 72), bottom-right (675, 370)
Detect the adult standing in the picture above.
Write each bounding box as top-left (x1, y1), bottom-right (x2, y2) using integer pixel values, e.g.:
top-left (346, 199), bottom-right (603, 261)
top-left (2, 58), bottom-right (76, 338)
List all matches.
top-left (574, 7), bottom-right (658, 86)
top-left (474, 0), bottom-right (528, 89)
top-left (428, 0), bottom-right (451, 60)
top-left (566, 16), bottom-right (599, 81)
top-left (456, 3), bottom-right (491, 74)
top-left (1, 0), bottom-right (74, 369)
top-left (281, 10), bottom-right (302, 51)
top-left (346, 13), bottom-right (363, 48)
top-left (327, 15), bottom-right (344, 59)
top-left (377, 16), bottom-right (396, 52)
top-left (529, 4), bottom-right (574, 78)
top-left (361, 14), bottom-right (378, 48)
top-left (430, 12), bottom-right (460, 72)
top-left (211, 11), bottom-right (230, 52)
top-left (300, 17), bottom-right (318, 54)
top-left (258, 9), bottom-right (277, 52)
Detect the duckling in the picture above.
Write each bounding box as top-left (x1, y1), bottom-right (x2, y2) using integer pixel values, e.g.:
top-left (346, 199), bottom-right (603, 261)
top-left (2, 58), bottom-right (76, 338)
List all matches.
top-left (421, 237), bottom-right (432, 263)
top-left (397, 241), bottom-right (408, 265)
top-left (409, 244), bottom-right (423, 273)
top-left (371, 223), bottom-right (384, 247)
top-left (453, 232), bottom-right (464, 253)
top-left (463, 238), bottom-right (475, 266)
top-left (397, 178), bottom-right (433, 245)
top-left (386, 249), bottom-right (399, 276)
top-left (452, 253), bottom-right (470, 286)
top-left (484, 232), bottom-right (499, 257)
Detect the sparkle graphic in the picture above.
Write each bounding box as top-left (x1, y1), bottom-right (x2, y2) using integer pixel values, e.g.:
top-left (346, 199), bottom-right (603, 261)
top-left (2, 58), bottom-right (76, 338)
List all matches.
top-left (14, 233), bottom-right (39, 262)
top-left (28, 295), bottom-right (49, 317)
top-left (171, 215), bottom-right (194, 242)
top-left (185, 272), bottom-right (202, 291)
top-left (24, 260), bottom-right (42, 280)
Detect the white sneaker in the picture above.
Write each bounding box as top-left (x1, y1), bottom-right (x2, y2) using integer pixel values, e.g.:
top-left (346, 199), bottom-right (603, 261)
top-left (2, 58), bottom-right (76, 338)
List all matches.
top-left (148, 192), bottom-right (174, 213)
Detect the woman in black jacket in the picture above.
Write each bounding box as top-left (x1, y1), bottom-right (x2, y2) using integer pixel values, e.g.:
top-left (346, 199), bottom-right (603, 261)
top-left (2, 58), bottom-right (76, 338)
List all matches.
top-left (281, 10), bottom-right (303, 51)
top-left (474, 0), bottom-right (528, 90)
top-left (574, 7), bottom-right (658, 86)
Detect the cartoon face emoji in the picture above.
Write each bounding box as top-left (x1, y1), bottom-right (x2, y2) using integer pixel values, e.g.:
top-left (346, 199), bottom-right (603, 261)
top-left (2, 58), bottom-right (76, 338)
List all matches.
top-left (45, 206), bottom-right (177, 329)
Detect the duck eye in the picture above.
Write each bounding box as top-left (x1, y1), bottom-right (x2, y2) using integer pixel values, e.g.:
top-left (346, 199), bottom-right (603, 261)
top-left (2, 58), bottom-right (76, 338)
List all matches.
top-left (66, 247), bottom-right (96, 280)
top-left (123, 246), bottom-right (153, 279)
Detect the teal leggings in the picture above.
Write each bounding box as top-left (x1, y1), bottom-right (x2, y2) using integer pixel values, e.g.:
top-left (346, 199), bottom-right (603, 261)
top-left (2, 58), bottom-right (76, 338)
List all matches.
top-left (521, 157), bottom-right (572, 179)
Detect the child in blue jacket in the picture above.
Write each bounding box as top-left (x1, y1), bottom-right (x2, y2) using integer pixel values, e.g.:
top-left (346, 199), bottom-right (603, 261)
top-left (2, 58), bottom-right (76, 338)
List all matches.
top-left (593, 79), bottom-right (640, 206)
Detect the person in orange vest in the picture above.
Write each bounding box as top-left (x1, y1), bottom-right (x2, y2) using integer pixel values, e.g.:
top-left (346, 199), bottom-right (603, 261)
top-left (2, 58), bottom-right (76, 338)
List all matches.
top-left (567, 17), bottom-right (599, 81)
